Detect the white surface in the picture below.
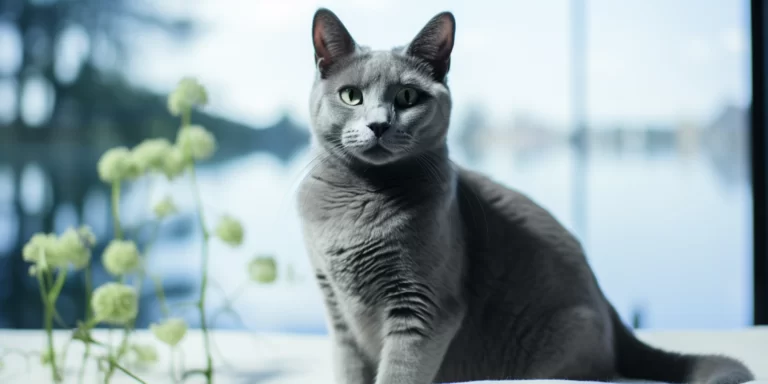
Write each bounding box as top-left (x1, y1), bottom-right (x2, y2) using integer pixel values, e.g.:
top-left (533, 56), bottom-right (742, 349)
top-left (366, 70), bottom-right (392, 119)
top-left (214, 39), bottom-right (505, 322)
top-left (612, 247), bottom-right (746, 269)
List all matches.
top-left (0, 328), bottom-right (766, 383)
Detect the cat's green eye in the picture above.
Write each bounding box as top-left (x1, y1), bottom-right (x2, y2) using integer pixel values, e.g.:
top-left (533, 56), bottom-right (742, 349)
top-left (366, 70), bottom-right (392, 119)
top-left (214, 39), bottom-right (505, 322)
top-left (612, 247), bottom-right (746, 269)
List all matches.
top-left (395, 87), bottom-right (420, 108)
top-left (339, 87), bottom-right (363, 106)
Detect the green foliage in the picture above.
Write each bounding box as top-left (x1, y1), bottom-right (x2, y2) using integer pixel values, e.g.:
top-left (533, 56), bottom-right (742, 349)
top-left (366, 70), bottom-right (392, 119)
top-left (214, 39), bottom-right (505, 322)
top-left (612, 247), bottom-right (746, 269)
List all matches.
top-left (18, 78), bottom-right (278, 384)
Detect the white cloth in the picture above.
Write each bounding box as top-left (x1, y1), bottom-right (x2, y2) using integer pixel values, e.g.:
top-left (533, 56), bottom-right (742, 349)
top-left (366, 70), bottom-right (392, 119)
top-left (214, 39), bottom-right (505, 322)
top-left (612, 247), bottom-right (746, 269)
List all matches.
top-left (0, 328), bottom-right (766, 383)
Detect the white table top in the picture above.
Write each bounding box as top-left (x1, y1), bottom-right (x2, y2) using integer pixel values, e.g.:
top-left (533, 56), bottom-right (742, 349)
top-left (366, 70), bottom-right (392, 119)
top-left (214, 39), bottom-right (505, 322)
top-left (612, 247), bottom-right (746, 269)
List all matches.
top-left (0, 327), bottom-right (766, 383)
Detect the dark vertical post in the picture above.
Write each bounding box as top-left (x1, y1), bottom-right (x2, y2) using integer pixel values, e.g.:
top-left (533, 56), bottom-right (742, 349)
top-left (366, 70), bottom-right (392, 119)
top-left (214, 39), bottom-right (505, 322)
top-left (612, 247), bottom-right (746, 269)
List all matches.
top-left (571, 0), bottom-right (589, 241)
top-left (750, 0), bottom-right (768, 325)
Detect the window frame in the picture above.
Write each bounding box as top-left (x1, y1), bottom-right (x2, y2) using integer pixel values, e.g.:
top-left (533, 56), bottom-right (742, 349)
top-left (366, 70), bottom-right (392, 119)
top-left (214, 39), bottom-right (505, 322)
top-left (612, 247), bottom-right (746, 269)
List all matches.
top-left (750, 0), bottom-right (768, 325)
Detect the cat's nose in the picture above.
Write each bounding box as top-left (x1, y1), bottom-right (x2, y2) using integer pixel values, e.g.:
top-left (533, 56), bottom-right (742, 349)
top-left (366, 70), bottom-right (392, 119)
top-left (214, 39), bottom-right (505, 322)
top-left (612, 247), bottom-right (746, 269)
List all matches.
top-left (367, 122), bottom-right (390, 138)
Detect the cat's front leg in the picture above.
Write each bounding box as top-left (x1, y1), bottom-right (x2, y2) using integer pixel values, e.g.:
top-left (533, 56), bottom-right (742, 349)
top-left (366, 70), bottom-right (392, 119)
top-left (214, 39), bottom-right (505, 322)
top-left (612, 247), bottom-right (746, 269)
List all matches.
top-left (332, 336), bottom-right (375, 384)
top-left (317, 272), bottom-right (375, 384)
top-left (375, 300), bottom-right (464, 384)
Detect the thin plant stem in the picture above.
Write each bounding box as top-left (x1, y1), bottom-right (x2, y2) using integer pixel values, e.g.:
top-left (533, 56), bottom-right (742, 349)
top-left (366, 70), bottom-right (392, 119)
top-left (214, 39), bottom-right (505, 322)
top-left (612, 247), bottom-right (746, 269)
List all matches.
top-left (227, 280), bottom-right (249, 304)
top-left (151, 273), bottom-right (171, 318)
top-left (37, 270), bottom-right (61, 383)
top-left (80, 260), bottom-right (93, 384)
top-left (104, 180), bottom-right (124, 383)
top-left (110, 360), bottom-right (148, 384)
top-left (112, 200), bottom-right (169, 373)
top-left (111, 181), bottom-right (123, 239)
top-left (191, 164), bottom-right (214, 382)
top-left (78, 342), bottom-right (90, 384)
top-left (85, 262), bottom-right (93, 320)
top-left (182, 109), bottom-right (214, 383)
top-left (143, 220), bottom-right (170, 317)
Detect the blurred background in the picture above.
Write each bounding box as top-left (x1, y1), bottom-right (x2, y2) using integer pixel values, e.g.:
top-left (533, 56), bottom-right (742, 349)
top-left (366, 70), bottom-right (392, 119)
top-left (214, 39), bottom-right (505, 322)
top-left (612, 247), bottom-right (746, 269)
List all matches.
top-left (0, 0), bottom-right (755, 333)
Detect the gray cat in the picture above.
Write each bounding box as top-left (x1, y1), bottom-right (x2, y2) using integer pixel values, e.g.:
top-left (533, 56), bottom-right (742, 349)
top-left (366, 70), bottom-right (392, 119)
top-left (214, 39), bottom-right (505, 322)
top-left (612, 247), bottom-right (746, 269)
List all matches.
top-left (297, 8), bottom-right (755, 384)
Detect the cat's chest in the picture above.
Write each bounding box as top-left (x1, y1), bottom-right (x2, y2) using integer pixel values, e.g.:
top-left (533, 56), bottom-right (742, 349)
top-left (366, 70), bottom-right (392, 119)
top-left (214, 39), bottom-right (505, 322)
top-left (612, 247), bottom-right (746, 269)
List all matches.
top-left (300, 179), bottom-right (413, 247)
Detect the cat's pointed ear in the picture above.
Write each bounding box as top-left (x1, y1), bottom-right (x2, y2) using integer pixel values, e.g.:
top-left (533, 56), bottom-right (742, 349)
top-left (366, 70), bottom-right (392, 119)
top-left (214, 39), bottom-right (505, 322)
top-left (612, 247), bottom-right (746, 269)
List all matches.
top-left (406, 12), bottom-right (456, 82)
top-left (312, 8), bottom-right (357, 78)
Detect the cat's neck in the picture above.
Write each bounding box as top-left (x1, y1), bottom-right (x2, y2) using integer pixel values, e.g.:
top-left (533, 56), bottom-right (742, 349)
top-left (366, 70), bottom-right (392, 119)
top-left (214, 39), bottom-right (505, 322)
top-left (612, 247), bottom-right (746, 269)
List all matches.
top-left (312, 145), bottom-right (455, 191)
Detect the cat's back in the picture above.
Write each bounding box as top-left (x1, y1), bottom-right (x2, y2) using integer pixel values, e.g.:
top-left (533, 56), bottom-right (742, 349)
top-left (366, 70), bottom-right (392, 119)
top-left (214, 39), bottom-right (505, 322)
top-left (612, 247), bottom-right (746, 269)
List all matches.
top-left (454, 166), bottom-right (599, 301)
top-left (455, 167), bottom-right (582, 252)
top-left (436, 168), bottom-right (610, 381)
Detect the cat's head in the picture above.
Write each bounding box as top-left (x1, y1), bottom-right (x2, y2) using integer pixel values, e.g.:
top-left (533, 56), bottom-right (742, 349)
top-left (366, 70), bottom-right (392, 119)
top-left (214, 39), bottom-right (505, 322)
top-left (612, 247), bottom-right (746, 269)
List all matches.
top-left (309, 9), bottom-right (455, 166)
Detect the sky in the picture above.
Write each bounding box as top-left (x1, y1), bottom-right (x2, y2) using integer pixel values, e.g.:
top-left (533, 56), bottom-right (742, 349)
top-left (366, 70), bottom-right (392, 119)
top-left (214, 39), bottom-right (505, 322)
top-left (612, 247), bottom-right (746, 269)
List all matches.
top-left (125, 0), bottom-right (751, 130)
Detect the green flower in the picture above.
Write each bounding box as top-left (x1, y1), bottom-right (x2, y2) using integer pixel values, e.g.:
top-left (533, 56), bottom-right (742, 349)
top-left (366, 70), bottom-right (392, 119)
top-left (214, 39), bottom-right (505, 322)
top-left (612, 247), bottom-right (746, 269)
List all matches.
top-left (161, 147), bottom-right (188, 180)
top-left (177, 125), bottom-right (216, 161)
top-left (97, 147), bottom-right (141, 183)
top-left (40, 350), bottom-right (53, 366)
top-left (131, 344), bottom-right (158, 365)
top-left (248, 256), bottom-right (277, 284)
top-left (91, 283), bottom-right (138, 325)
top-left (102, 240), bottom-right (140, 277)
top-left (215, 215), bottom-right (244, 247)
top-left (58, 227), bottom-right (92, 270)
top-left (153, 196), bottom-right (178, 219)
top-left (132, 138), bottom-right (172, 173)
top-left (167, 77), bottom-right (208, 116)
top-left (150, 318), bottom-right (188, 347)
top-left (22, 233), bottom-right (67, 270)
top-left (77, 225), bottom-right (97, 248)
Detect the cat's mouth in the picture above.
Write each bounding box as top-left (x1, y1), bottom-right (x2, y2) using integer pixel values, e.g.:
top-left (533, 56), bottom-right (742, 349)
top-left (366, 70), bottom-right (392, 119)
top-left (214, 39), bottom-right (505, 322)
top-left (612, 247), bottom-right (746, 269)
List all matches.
top-left (362, 142), bottom-right (392, 155)
top-left (348, 140), bottom-right (398, 165)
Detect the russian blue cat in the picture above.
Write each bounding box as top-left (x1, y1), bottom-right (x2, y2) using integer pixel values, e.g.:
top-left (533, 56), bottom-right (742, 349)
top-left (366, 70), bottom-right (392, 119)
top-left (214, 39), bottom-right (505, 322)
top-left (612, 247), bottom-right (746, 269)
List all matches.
top-left (297, 8), bottom-right (754, 384)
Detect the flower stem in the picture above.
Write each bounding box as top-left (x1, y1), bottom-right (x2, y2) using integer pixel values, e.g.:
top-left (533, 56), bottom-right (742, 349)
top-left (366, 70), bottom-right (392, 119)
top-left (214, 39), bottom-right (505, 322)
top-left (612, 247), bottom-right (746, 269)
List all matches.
top-left (151, 273), bottom-right (171, 317)
top-left (37, 270), bottom-right (61, 383)
top-left (80, 262), bottom-right (93, 384)
top-left (84, 262), bottom-right (93, 320)
top-left (228, 280), bottom-right (249, 304)
top-left (111, 181), bottom-right (123, 240)
top-left (190, 164), bottom-right (214, 383)
top-left (110, 359), bottom-right (148, 384)
top-left (78, 343), bottom-right (90, 384)
top-left (104, 180), bottom-right (126, 383)
top-left (182, 108), bottom-right (213, 383)
top-left (143, 220), bottom-right (170, 317)
top-left (44, 311), bottom-right (59, 382)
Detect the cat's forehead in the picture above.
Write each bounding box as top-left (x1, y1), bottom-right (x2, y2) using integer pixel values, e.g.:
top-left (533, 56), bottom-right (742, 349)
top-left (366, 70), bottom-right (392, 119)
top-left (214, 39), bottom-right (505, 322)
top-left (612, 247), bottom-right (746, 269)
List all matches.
top-left (332, 50), bottom-right (433, 89)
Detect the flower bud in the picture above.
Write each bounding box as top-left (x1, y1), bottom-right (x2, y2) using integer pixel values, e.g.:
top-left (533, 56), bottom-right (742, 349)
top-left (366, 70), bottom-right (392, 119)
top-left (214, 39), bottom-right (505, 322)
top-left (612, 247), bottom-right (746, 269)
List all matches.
top-left (77, 225), bottom-right (97, 248)
top-left (167, 77), bottom-right (208, 116)
top-left (22, 233), bottom-right (67, 270)
top-left (248, 256), bottom-right (277, 284)
top-left (102, 240), bottom-right (140, 276)
top-left (161, 147), bottom-right (188, 180)
top-left (132, 138), bottom-right (172, 173)
top-left (40, 350), bottom-right (53, 366)
top-left (215, 215), bottom-right (244, 247)
top-left (91, 283), bottom-right (138, 325)
top-left (176, 125), bottom-right (216, 161)
top-left (58, 228), bottom-right (92, 270)
top-left (153, 196), bottom-right (178, 219)
top-left (131, 344), bottom-right (158, 365)
top-left (150, 318), bottom-right (188, 347)
top-left (97, 147), bottom-right (141, 183)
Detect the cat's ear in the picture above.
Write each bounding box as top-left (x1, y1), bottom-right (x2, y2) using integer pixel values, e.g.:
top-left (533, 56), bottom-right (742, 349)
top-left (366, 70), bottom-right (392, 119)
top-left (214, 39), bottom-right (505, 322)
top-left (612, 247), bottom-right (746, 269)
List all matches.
top-left (406, 12), bottom-right (456, 82)
top-left (312, 8), bottom-right (357, 78)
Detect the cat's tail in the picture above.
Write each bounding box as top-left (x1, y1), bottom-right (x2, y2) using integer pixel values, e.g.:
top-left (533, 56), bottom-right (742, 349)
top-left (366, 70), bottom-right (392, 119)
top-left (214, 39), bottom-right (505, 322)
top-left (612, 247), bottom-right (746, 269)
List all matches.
top-left (610, 305), bottom-right (754, 384)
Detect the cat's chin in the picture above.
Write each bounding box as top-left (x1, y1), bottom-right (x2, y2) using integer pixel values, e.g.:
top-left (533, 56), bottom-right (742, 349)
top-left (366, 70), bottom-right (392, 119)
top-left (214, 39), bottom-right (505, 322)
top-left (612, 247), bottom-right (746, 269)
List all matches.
top-left (354, 145), bottom-right (398, 165)
top-left (343, 143), bottom-right (404, 166)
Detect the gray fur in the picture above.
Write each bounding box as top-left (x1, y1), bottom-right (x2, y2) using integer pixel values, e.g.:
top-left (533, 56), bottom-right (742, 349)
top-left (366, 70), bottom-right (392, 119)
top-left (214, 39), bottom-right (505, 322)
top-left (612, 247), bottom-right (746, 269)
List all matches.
top-left (298, 8), bottom-right (755, 384)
